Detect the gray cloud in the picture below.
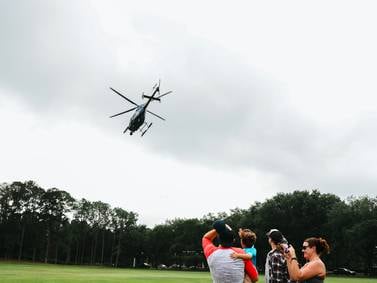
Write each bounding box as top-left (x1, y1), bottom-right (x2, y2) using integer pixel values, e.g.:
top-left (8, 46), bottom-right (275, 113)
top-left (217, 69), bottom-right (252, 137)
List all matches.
top-left (0, 1), bottom-right (114, 114)
top-left (1, 1), bottom-right (377, 200)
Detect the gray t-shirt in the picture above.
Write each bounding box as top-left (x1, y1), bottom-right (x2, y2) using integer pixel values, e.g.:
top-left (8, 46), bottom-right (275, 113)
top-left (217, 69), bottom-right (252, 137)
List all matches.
top-left (207, 248), bottom-right (245, 283)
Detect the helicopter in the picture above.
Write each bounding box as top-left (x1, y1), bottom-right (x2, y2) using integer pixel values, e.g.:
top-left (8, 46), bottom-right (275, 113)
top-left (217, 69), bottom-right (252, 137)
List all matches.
top-left (109, 80), bottom-right (172, 136)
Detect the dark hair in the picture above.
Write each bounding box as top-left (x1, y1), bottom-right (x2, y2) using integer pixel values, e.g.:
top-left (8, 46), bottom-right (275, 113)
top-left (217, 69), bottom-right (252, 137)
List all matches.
top-left (240, 229), bottom-right (257, 248)
top-left (267, 229), bottom-right (284, 244)
top-left (305, 237), bottom-right (330, 256)
top-left (218, 230), bottom-right (235, 248)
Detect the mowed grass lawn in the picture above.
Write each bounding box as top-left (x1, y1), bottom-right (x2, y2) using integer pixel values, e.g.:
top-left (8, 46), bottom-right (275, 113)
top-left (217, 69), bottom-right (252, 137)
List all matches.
top-left (0, 262), bottom-right (377, 283)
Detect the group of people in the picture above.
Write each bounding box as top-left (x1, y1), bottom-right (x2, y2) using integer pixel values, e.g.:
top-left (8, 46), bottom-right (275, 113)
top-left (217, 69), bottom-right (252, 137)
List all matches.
top-left (202, 220), bottom-right (330, 283)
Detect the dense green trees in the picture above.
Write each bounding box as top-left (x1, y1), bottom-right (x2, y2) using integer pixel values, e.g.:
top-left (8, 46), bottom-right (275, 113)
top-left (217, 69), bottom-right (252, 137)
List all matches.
top-left (0, 181), bottom-right (376, 274)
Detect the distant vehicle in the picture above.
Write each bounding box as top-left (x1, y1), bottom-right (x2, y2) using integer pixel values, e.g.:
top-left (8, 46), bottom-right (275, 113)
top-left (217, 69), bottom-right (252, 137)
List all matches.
top-left (137, 262), bottom-right (152, 268)
top-left (157, 264), bottom-right (167, 269)
top-left (168, 264), bottom-right (180, 269)
top-left (333, 267), bottom-right (356, 275)
top-left (109, 80), bottom-right (173, 136)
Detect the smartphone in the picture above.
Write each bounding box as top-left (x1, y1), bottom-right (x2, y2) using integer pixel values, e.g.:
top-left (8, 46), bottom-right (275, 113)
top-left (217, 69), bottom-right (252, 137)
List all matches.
top-left (280, 243), bottom-right (290, 253)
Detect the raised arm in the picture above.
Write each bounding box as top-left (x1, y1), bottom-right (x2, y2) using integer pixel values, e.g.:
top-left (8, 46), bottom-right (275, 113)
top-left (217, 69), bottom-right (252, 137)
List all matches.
top-left (202, 229), bottom-right (218, 259)
top-left (285, 246), bottom-right (323, 281)
top-left (203, 229), bottom-right (217, 241)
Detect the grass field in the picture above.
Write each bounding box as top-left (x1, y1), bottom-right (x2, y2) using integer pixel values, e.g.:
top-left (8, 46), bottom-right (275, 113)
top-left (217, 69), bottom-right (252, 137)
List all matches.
top-left (0, 262), bottom-right (376, 283)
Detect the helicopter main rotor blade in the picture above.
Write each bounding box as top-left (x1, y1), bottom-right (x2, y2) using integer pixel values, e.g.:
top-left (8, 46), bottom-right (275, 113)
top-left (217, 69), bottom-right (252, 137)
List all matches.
top-left (110, 107), bottom-right (137, 118)
top-left (147, 110), bottom-right (165, 121)
top-left (109, 87), bottom-right (138, 106)
top-left (156, 90), bottom-right (172, 99)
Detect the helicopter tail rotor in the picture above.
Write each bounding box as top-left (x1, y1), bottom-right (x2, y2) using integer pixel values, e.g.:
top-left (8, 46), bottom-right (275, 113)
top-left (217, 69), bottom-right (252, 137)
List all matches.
top-left (147, 80), bottom-right (172, 102)
top-left (142, 95), bottom-right (161, 101)
top-left (156, 90), bottom-right (173, 100)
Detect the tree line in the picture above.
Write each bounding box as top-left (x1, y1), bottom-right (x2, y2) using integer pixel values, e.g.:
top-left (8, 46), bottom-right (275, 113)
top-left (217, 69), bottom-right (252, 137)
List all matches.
top-left (0, 181), bottom-right (376, 274)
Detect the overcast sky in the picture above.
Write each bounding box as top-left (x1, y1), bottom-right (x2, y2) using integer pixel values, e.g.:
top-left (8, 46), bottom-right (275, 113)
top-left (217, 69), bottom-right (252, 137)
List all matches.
top-left (1, 0), bottom-right (377, 227)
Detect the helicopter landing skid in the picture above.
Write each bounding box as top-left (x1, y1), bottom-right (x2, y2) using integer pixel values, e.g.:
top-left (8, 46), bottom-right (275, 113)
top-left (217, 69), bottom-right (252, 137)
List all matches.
top-left (141, 123), bottom-right (153, 137)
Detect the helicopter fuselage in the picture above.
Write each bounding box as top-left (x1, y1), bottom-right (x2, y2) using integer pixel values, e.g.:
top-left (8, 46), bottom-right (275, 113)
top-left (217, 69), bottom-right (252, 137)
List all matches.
top-left (128, 105), bottom-right (146, 132)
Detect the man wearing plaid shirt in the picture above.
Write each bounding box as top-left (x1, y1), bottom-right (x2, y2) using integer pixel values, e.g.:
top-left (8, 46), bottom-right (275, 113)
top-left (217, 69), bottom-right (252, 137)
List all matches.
top-left (265, 229), bottom-right (295, 283)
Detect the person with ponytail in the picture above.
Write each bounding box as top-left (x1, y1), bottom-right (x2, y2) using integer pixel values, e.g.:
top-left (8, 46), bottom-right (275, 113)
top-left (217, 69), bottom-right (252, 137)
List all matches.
top-left (284, 237), bottom-right (330, 283)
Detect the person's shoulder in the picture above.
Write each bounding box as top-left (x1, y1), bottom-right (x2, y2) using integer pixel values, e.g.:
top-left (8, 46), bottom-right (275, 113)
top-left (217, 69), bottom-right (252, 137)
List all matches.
top-left (248, 246), bottom-right (257, 252)
top-left (270, 250), bottom-right (285, 259)
top-left (202, 240), bottom-right (219, 259)
top-left (307, 258), bottom-right (325, 269)
top-left (231, 247), bottom-right (245, 253)
top-left (271, 248), bottom-right (283, 254)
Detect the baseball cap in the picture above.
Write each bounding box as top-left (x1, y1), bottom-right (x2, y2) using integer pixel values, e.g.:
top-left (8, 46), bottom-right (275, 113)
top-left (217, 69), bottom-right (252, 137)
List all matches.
top-left (213, 220), bottom-right (235, 247)
top-left (266, 229), bottom-right (284, 244)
